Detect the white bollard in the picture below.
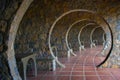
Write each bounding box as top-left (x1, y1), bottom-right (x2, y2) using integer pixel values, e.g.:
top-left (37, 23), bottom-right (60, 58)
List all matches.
top-left (52, 59), bottom-right (56, 71)
top-left (67, 50), bottom-right (71, 58)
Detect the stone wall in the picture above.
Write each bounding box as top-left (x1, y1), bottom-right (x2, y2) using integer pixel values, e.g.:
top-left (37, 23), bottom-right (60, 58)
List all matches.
top-left (0, 0), bottom-right (119, 79)
top-left (103, 15), bottom-right (120, 68)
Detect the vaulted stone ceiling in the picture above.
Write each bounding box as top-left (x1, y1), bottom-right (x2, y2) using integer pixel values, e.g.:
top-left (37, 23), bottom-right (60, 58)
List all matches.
top-left (27, 0), bottom-right (120, 20)
top-left (20, 0), bottom-right (120, 41)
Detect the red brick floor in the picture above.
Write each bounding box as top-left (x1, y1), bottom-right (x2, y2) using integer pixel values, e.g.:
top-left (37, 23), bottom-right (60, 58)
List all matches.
top-left (27, 46), bottom-right (120, 80)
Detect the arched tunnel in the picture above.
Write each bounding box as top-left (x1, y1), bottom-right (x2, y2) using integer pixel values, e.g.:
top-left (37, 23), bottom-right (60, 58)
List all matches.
top-left (0, 0), bottom-right (120, 80)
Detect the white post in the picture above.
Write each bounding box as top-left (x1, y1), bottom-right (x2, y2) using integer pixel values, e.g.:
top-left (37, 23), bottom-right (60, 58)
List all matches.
top-left (67, 50), bottom-right (71, 58)
top-left (52, 58), bottom-right (56, 71)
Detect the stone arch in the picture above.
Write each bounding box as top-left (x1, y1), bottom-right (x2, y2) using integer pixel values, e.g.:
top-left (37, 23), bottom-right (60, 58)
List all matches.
top-left (65, 19), bottom-right (96, 57)
top-left (78, 23), bottom-right (96, 50)
top-left (48, 9), bottom-right (113, 68)
top-left (90, 26), bottom-right (103, 48)
top-left (66, 19), bottom-right (87, 57)
top-left (7, 0), bottom-right (33, 80)
top-left (66, 20), bottom-right (103, 53)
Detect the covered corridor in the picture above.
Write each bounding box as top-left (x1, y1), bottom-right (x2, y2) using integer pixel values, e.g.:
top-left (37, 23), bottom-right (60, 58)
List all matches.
top-left (0, 0), bottom-right (120, 80)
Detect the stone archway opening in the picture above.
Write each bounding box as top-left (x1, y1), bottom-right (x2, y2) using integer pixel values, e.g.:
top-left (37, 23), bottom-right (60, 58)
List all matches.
top-left (48, 9), bottom-right (113, 68)
top-left (66, 20), bottom-right (107, 66)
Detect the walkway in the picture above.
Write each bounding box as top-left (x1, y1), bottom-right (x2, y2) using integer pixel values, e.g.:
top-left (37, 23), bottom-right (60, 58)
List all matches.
top-left (28, 46), bottom-right (120, 80)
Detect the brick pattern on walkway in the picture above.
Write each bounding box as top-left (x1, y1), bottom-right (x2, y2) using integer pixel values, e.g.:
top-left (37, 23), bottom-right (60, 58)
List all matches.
top-left (27, 46), bottom-right (120, 80)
